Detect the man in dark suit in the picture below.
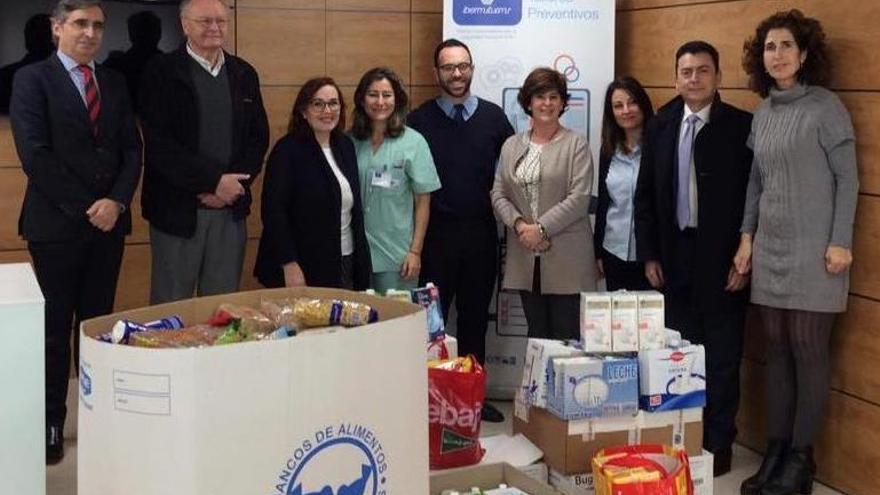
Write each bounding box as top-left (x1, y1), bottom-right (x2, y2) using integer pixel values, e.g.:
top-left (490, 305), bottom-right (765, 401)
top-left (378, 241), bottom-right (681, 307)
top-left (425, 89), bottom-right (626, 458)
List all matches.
top-left (139, 0), bottom-right (268, 304)
top-left (634, 41), bottom-right (752, 476)
top-left (9, 0), bottom-right (141, 465)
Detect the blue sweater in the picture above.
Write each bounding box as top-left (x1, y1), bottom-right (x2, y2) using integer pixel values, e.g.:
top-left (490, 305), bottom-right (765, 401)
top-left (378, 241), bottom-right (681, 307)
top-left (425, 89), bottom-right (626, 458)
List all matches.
top-left (408, 97), bottom-right (514, 223)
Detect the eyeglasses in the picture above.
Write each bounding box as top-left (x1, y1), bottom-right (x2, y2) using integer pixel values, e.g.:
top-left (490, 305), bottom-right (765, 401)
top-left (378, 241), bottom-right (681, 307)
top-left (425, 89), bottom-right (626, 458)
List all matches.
top-left (309, 99), bottom-right (341, 112)
top-left (186, 17), bottom-right (228, 28)
top-left (437, 63), bottom-right (473, 75)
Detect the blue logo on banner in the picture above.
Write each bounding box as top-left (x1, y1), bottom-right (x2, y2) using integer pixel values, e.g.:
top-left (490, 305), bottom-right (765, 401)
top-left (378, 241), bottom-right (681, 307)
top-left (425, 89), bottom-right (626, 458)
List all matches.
top-left (453, 0), bottom-right (522, 26)
top-left (276, 424), bottom-right (388, 495)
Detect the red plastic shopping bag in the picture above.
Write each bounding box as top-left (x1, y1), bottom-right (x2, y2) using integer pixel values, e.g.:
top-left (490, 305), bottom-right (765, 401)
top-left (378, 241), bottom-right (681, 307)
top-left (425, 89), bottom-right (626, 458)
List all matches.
top-left (427, 355), bottom-right (486, 469)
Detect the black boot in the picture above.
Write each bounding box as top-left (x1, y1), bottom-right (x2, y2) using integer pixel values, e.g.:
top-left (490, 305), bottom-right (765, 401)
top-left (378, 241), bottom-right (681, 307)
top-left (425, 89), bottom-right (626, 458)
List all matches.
top-left (760, 446), bottom-right (816, 495)
top-left (740, 438), bottom-right (789, 494)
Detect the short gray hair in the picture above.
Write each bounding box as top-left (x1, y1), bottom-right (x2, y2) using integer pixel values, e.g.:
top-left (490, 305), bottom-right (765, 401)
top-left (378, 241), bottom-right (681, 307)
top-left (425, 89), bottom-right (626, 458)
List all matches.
top-left (52, 0), bottom-right (105, 23)
top-left (179, 0), bottom-right (229, 17)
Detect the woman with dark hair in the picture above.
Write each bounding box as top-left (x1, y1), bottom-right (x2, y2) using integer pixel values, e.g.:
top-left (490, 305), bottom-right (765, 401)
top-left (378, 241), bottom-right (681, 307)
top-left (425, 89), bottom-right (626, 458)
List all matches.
top-left (254, 77), bottom-right (371, 290)
top-left (736, 10), bottom-right (858, 495)
top-left (350, 67), bottom-right (440, 294)
top-left (491, 67), bottom-right (595, 339)
top-left (594, 76), bottom-right (655, 291)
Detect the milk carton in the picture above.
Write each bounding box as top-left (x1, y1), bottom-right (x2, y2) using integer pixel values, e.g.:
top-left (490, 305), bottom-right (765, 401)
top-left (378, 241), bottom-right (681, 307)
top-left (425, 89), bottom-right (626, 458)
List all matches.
top-left (546, 355), bottom-right (639, 420)
top-left (635, 291), bottom-right (666, 350)
top-left (518, 339), bottom-right (583, 410)
top-left (579, 293), bottom-right (612, 352)
top-left (610, 292), bottom-right (638, 352)
top-left (638, 344), bottom-right (706, 411)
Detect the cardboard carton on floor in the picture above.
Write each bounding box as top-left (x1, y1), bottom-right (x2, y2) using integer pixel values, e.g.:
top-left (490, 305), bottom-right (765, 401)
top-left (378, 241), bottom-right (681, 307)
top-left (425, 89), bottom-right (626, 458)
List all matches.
top-left (549, 468), bottom-right (595, 495)
top-left (689, 449), bottom-right (714, 495)
top-left (430, 462), bottom-right (562, 494)
top-left (78, 287), bottom-right (428, 495)
top-left (513, 405), bottom-right (703, 475)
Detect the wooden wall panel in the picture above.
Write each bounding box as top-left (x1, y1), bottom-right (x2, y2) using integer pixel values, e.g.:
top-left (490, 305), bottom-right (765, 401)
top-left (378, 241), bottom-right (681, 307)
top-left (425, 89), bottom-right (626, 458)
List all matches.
top-left (115, 243), bottom-right (151, 311)
top-left (327, 0), bottom-right (408, 11)
top-left (326, 11), bottom-right (411, 85)
top-left (412, 0), bottom-right (442, 13)
top-left (831, 296), bottom-right (880, 404)
top-left (261, 86), bottom-right (298, 149)
top-left (850, 195), bottom-right (880, 300)
top-left (617, 1), bottom-right (880, 91)
top-left (410, 86), bottom-right (439, 109)
top-left (0, 168), bottom-right (26, 251)
top-left (0, 118), bottom-right (17, 166)
top-left (0, 250), bottom-right (31, 265)
top-left (236, 8), bottom-right (326, 85)
top-left (617, 0), bottom-right (707, 10)
top-left (840, 92), bottom-right (880, 195)
top-left (235, 0), bottom-right (324, 9)
top-left (412, 13), bottom-right (443, 86)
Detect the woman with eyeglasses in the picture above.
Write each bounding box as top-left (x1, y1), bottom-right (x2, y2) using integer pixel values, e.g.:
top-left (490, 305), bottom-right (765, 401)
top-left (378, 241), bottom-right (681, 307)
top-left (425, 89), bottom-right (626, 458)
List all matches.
top-left (491, 67), bottom-right (596, 339)
top-left (254, 77), bottom-right (371, 290)
top-left (594, 76), bottom-right (655, 291)
top-left (349, 67), bottom-right (441, 294)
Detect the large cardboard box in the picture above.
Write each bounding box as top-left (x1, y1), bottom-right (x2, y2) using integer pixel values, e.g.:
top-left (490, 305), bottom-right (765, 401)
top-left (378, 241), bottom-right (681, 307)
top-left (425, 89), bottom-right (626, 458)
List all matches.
top-left (430, 462), bottom-right (562, 494)
top-left (546, 355), bottom-right (639, 420)
top-left (513, 406), bottom-right (703, 475)
top-left (638, 344), bottom-right (706, 412)
top-left (78, 287), bottom-right (428, 495)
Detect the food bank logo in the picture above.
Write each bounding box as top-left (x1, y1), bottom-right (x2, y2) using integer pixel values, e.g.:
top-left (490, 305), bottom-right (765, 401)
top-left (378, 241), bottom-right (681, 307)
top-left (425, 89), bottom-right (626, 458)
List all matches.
top-left (276, 424), bottom-right (388, 495)
top-left (453, 0), bottom-right (522, 26)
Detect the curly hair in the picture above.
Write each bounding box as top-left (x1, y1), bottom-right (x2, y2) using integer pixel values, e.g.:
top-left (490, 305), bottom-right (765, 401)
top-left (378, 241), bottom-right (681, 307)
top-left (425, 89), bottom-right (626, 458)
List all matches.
top-left (350, 67), bottom-right (409, 141)
top-left (742, 9), bottom-right (831, 97)
top-left (517, 67), bottom-right (569, 117)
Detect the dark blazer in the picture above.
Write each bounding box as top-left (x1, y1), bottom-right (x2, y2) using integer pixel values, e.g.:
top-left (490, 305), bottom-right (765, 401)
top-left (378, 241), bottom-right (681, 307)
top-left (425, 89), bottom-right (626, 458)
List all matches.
top-left (10, 54), bottom-right (142, 241)
top-left (138, 44), bottom-right (269, 238)
top-left (593, 151), bottom-right (614, 258)
top-left (254, 132), bottom-right (371, 290)
top-left (634, 94), bottom-right (752, 312)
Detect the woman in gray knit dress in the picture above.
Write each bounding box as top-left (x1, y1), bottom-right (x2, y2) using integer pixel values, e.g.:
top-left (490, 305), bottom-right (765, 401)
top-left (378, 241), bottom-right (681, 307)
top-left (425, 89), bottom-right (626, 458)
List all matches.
top-left (735, 10), bottom-right (858, 495)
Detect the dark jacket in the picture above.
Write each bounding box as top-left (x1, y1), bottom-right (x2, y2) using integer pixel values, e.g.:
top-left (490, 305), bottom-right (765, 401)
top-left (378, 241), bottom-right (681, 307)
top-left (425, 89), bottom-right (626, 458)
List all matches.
top-left (138, 44), bottom-right (269, 238)
top-left (10, 55), bottom-right (142, 241)
top-left (254, 132), bottom-right (371, 290)
top-left (593, 150), bottom-right (614, 258)
top-left (634, 93), bottom-right (752, 311)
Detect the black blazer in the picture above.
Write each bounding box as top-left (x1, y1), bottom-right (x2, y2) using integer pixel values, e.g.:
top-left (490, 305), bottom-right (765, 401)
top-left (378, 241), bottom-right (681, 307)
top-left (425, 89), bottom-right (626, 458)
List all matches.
top-left (634, 94), bottom-right (752, 312)
top-left (10, 55), bottom-right (142, 242)
top-left (593, 151), bottom-right (614, 258)
top-left (254, 132), bottom-right (371, 290)
top-left (139, 45), bottom-right (269, 238)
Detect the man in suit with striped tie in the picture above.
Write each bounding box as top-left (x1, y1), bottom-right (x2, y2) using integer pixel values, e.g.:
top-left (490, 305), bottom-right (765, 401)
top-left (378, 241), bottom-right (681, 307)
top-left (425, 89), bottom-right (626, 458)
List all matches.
top-left (9, 0), bottom-right (141, 465)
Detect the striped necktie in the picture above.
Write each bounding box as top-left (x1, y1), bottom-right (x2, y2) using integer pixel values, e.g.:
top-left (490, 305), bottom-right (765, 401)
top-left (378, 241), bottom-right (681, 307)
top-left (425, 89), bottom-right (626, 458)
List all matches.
top-left (79, 65), bottom-right (100, 136)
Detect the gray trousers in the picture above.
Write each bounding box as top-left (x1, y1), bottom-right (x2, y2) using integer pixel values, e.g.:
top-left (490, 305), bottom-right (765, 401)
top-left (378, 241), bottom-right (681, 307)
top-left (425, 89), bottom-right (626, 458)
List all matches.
top-left (150, 209), bottom-right (247, 304)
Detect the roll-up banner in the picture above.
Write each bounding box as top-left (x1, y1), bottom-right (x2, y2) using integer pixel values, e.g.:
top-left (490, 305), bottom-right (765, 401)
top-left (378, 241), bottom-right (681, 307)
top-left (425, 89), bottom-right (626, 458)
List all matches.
top-left (443, 0), bottom-right (615, 397)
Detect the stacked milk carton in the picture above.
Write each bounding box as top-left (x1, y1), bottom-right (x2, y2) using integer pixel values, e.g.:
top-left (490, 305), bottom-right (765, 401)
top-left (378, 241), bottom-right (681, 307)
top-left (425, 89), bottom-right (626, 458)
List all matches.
top-left (580, 290), bottom-right (666, 352)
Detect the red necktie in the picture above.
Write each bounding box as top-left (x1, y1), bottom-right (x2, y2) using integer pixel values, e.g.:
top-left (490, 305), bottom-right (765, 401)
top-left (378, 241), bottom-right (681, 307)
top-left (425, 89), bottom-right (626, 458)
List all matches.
top-left (79, 65), bottom-right (100, 136)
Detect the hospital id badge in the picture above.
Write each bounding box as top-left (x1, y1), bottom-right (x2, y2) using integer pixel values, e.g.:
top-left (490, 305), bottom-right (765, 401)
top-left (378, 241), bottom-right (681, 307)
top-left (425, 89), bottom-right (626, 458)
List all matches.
top-left (371, 169), bottom-right (393, 188)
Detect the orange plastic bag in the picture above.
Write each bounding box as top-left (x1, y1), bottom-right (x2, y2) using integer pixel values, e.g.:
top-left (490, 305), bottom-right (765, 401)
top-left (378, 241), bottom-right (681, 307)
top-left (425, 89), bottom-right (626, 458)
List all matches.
top-left (592, 444), bottom-right (693, 495)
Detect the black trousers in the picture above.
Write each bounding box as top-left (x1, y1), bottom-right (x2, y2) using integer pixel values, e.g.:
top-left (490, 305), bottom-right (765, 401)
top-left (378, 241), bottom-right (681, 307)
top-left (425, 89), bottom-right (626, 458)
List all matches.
top-left (600, 248), bottom-right (651, 291)
top-left (420, 218), bottom-right (497, 364)
top-left (29, 233), bottom-right (124, 429)
top-left (664, 228), bottom-right (745, 453)
top-left (519, 259), bottom-right (579, 340)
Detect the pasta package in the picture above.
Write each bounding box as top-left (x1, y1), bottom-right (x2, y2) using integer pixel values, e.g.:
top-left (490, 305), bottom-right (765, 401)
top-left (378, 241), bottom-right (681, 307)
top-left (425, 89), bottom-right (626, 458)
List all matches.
top-left (291, 298), bottom-right (378, 328)
top-left (129, 325), bottom-right (225, 349)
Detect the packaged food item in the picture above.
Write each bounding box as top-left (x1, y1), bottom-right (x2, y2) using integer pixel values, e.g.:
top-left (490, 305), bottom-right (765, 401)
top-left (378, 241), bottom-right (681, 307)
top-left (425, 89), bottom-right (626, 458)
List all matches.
top-left (412, 283), bottom-right (445, 341)
top-left (129, 325), bottom-right (224, 348)
top-left (208, 303), bottom-right (276, 339)
top-left (580, 293), bottom-right (612, 352)
top-left (260, 298), bottom-right (299, 333)
top-left (291, 298), bottom-right (378, 328)
top-left (110, 315), bottom-right (184, 344)
top-left (611, 292), bottom-right (639, 352)
top-left (384, 288), bottom-right (413, 303)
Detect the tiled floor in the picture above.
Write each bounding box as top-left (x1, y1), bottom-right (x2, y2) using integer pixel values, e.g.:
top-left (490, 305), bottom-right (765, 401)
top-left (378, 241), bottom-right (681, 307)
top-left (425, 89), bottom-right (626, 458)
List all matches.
top-left (48, 383), bottom-right (843, 494)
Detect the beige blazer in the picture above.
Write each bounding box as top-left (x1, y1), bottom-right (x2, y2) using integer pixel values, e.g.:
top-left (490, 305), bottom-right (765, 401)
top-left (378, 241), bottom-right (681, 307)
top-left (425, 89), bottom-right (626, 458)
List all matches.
top-left (491, 127), bottom-right (597, 294)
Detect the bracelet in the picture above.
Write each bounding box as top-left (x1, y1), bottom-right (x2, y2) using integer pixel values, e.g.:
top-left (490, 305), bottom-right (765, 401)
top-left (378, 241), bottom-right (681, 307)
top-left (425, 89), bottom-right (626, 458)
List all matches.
top-left (537, 223), bottom-right (548, 240)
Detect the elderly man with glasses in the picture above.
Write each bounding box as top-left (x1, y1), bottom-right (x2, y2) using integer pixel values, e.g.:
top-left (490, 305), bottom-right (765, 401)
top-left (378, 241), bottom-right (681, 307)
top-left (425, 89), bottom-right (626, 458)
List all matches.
top-left (139, 0), bottom-right (268, 304)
